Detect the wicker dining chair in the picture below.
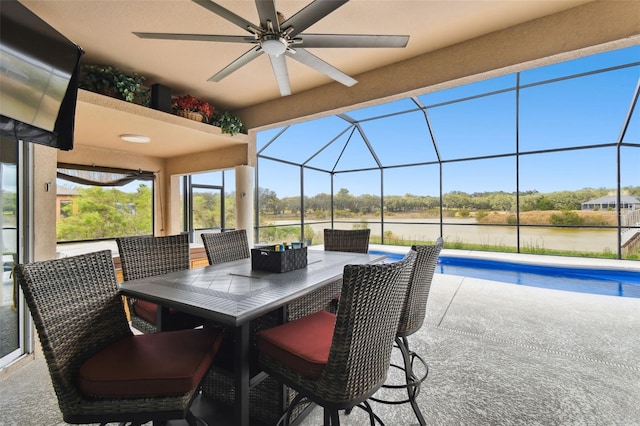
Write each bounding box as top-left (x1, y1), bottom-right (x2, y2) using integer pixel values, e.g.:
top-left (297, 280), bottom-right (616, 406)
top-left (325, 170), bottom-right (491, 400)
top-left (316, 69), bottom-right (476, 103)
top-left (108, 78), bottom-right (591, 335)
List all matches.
top-left (323, 228), bottom-right (371, 253)
top-left (201, 229), bottom-right (250, 265)
top-left (370, 237), bottom-right (444, 425)
top-left (116, 234), bottom-right (203, 333)
top-left (15, 250), bottom-right (223, 425)
top-left (318, 228), bottom-right (372, 316)
top-left (256, 249), bottom-right (417, 425)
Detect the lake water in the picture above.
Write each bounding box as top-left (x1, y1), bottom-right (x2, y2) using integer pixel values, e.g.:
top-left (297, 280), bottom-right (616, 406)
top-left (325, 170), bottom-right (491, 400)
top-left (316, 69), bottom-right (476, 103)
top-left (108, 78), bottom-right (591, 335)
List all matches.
top-left (300, 219), bottom-right (619, 254)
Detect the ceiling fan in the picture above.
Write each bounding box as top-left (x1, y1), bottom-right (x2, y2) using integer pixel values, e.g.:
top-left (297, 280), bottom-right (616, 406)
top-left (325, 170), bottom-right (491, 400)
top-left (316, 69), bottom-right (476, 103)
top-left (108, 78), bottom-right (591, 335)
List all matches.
top-left (133, 0), bottom-right (409, 96)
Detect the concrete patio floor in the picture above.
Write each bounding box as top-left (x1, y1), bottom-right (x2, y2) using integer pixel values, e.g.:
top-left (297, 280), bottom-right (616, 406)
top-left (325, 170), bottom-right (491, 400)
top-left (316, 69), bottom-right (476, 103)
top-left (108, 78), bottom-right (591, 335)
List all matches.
top-left (1, 272), bottom-right (639, 425)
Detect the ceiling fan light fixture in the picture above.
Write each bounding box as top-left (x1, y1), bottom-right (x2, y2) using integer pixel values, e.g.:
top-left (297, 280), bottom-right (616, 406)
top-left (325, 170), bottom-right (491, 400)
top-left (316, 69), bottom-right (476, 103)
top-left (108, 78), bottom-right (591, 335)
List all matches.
top-left (261, 36), bottom-right (287, 56)
top-left (120, 134), bottom-right (151, 143)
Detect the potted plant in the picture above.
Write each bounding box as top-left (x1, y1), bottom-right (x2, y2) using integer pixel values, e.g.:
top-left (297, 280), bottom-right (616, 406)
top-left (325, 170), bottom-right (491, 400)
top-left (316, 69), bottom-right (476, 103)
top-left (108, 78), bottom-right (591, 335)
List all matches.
top-left (79, 64), bottom-right (149, 105)
top-left (171, 95), bottom-right (214, 123)
top-left (212, 111), bottom-right (243, 135)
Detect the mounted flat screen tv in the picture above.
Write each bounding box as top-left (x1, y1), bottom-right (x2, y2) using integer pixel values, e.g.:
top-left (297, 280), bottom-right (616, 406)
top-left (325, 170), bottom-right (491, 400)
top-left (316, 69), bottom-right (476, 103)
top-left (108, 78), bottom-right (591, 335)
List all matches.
top-left (0, 1), bottom-right (84, 151)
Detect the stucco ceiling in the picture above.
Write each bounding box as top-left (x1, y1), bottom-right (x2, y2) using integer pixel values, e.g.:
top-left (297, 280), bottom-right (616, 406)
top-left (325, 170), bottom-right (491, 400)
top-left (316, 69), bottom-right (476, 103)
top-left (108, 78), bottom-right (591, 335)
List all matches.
top-left (21, 0), bottom-right (595, 112)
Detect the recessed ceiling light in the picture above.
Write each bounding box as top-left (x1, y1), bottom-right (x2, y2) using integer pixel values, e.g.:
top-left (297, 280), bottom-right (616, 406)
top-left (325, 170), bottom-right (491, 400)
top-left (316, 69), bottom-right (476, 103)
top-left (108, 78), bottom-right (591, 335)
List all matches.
top-left (120, 134), bottom-right (150, 143)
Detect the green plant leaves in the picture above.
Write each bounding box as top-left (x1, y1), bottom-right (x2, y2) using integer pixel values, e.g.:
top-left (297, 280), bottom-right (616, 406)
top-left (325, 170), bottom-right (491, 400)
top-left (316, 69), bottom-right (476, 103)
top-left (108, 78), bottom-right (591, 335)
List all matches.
top-left (212, 111), bottom-right (243, 135)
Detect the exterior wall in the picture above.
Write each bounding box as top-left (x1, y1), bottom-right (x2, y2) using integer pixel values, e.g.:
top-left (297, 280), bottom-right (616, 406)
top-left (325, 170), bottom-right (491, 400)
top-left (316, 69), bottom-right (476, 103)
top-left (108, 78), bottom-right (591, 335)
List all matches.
top-left (235, 165), bottom-right (255, 245)
top-left (32, 145), bottom-right (58, 262)
top-left (582, 202), bottom-right (640, 211)
top-left (164, 142), bottom-right (252, 235)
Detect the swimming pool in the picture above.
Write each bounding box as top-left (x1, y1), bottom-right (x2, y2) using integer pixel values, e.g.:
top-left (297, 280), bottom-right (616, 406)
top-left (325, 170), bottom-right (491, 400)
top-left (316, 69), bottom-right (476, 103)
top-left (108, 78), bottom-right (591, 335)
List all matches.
top-left (369, 250), bottom-right (640, 298)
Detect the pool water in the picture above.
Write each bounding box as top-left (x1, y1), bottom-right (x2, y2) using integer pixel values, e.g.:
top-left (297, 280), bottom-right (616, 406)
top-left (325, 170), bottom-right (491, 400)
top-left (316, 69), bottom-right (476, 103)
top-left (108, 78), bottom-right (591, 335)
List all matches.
top-left (369, 251), bottom-right (640, 298)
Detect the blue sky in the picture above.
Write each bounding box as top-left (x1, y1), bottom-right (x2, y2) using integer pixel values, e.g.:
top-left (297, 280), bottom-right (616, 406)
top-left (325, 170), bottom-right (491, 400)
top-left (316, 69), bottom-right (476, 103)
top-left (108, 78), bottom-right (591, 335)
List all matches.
top-left (257, 45), bottom-right (639, 198)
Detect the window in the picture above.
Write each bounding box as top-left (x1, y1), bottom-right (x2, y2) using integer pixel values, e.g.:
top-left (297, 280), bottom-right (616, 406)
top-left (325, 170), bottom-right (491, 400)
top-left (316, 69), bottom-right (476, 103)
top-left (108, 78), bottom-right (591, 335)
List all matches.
top-left (59, 200), bottom-right (72, 218)
top-left (181, 170), bottom-right (236, 243)
top-left (56, 164), bottom-right (154, 242)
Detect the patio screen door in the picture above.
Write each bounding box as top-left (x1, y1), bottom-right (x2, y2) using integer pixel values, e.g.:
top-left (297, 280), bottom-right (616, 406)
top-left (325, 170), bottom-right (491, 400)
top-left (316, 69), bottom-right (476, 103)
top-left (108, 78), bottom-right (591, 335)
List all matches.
top-left (185, 176), bottom-right (225, 243)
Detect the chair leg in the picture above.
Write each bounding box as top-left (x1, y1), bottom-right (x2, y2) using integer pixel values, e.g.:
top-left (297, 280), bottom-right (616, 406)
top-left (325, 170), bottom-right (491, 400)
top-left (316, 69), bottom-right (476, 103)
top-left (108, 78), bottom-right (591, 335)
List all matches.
top-left (360, 400), bottom-right (385, 426)
top-left (330, 410), bottom-right (341, 425)
top-left (397, 336), bottom-right (427, 426)
top-left (370, 336), bottom-right (428, 424)
top-left (275, 393), bottom-right (306, 426)
top-left (324, 408), bottom-right (341, 425)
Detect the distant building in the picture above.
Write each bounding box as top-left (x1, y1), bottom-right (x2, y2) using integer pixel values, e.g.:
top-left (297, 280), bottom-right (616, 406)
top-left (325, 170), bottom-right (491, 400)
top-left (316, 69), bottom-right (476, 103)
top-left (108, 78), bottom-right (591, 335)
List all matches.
top-left (581, 196), bottom-right (640, 211)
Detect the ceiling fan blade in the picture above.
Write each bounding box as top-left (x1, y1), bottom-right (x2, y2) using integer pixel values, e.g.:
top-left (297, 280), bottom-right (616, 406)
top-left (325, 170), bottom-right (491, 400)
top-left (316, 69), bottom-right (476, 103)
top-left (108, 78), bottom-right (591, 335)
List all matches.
top-left (134, 32), bottom-right (254, 44)
top-left (255, 0), bottom-right (280, 32)
top-left (287, 48), bottom-right (357, 87)
top-left (192, 0), bottom-right (261, 34)
top-left (268, 54), bottom-right (291, 96)
top-left (282, 0), bottom-right (349, 38)
top-left (208, 46), bottom-right (262, 82)
top-left (297, 34), bottom-right (410, 48)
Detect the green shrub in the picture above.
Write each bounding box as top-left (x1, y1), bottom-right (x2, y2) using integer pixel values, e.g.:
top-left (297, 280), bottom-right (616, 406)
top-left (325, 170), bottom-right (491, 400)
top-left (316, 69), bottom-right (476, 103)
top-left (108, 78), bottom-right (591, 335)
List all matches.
top-left (550, 211), bottom-right (584, 225)
top-left (475, 210), bottom-right (488, 221)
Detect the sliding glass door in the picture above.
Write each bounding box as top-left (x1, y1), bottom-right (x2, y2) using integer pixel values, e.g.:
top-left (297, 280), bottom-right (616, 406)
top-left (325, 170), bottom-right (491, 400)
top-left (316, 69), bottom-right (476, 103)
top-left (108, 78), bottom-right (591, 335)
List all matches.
top-left (0, 136), bottom-right (24, 367)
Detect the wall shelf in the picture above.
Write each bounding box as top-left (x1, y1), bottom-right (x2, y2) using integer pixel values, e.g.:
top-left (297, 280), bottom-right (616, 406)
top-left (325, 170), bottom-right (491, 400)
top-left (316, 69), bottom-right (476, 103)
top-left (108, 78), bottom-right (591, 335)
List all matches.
top-left (74, 90), bottom-right (248, 158)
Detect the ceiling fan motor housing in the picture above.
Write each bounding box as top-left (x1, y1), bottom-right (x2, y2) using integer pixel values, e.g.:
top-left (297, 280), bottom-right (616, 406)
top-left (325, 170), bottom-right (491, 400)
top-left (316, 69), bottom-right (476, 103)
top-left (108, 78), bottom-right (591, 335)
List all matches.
top-left (260, 33), bottom-right (288, 56)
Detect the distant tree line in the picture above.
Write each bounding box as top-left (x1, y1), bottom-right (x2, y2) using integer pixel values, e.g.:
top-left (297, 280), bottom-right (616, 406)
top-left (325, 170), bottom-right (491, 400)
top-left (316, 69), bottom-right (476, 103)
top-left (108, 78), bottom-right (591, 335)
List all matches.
top-left (258, 186), bottom-right (640, 216)
top-left (55, 183), bottom-right (639, 242)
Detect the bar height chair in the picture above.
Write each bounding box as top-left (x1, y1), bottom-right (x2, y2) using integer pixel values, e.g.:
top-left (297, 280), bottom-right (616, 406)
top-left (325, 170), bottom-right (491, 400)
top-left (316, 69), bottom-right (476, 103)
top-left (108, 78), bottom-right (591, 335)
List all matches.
top-left (15, 250), bottom-right (223, 425)
top-left (116, 234), bottom-right (204, 333)
top-left (256, 250), bottom-right (417, 425)
top-left (201, 229), bottom-right (250, 265)
top-left (320, 228), bottom-right (372, 315)
top-left (323, 228), bottom-right (371, 253)
top-left (370, 238), bottom-right (444, 425)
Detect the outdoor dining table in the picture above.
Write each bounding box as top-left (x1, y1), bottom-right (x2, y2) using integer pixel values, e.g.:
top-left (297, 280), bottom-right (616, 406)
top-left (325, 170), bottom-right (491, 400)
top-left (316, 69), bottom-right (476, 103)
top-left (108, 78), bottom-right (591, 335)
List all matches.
top-left (118, 249), bottom-right (386, 426)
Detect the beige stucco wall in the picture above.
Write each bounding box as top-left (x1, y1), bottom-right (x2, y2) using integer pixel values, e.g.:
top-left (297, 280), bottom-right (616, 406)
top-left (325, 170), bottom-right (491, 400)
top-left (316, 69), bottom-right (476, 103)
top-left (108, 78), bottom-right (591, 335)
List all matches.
top-left (164, 142), bottom-right (252, 234)
top-left (32, 145), bottom-right (57, 262)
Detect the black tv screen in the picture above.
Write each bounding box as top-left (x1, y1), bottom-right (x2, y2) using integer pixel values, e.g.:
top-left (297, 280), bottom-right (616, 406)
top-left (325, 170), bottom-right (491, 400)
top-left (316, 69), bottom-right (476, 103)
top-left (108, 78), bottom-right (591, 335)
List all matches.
top-left (0, 1), bottom-right (84, 150)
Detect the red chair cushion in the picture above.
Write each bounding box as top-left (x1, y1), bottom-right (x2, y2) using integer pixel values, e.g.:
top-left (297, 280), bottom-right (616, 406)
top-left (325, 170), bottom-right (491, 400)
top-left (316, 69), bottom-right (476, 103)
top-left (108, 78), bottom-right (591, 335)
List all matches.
top-left (132, 299), bottom-right (157, 324)
top-left (257, 310), bottom-right (336, 380)
top-left (78, 328), bottom-right (222, 397)
top-left (133, 299), bottom-right (178, 324)
top-left (133, 300), bottom-right (203, 331)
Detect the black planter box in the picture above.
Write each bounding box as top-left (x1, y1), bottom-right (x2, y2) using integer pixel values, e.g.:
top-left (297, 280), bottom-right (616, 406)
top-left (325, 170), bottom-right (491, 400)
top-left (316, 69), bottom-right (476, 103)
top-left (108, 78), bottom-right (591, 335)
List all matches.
top-left (251, 246), bottom-right (307, 273)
